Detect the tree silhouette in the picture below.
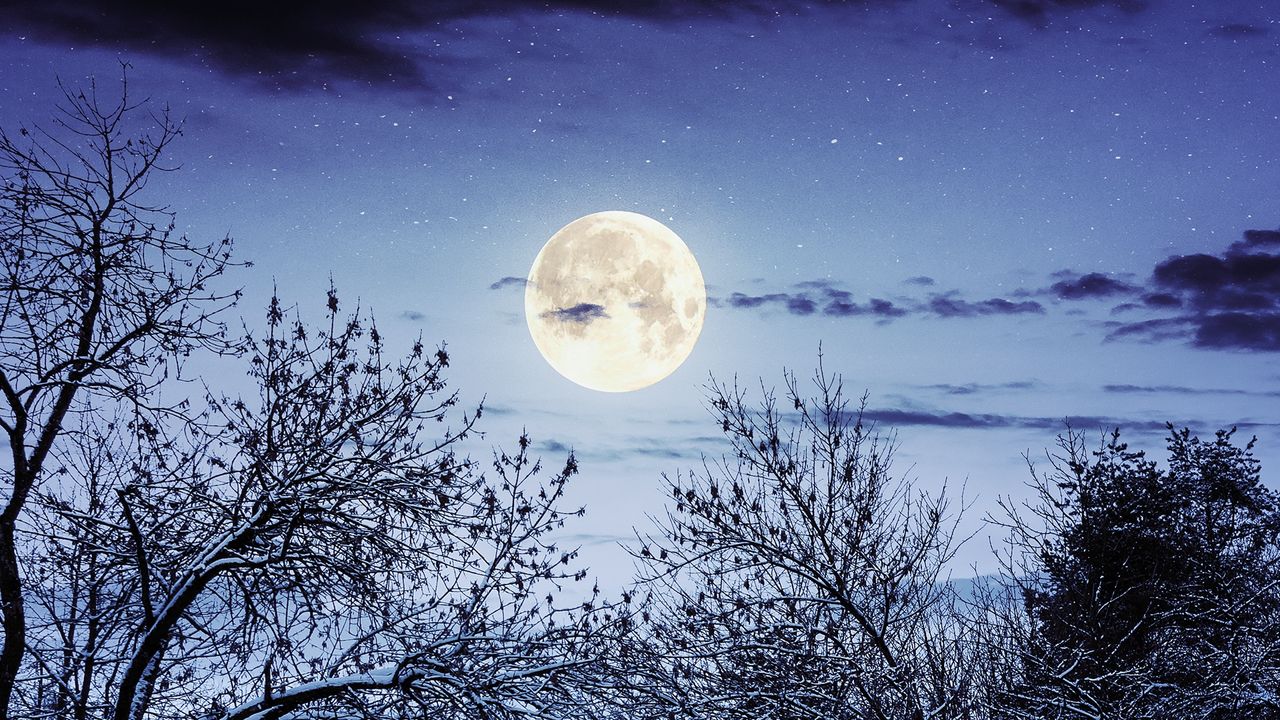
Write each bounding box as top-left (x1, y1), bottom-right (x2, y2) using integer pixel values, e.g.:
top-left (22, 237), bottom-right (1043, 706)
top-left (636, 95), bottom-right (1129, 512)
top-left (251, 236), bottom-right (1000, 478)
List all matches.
top-left (3, 78), bottom-right (614, 720)
top-left (627, 363), bottom-right (975, 720)
top-left (985, 427), bottom-right (1280, 719)
top-left (0, 73), bottom-right (239, 718)
top-left (7, 71), bottom-right (1278, 720)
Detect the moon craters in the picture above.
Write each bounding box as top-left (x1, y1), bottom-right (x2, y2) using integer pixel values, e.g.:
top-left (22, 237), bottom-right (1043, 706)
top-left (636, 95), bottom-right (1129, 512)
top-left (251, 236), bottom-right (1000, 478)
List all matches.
top-left (525, 211), bottom-right (706, 393)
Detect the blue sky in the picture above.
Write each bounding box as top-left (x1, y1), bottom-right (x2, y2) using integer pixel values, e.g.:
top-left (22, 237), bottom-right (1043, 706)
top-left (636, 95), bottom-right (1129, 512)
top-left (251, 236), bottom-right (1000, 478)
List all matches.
top-left (3, 0), bottom-right (1278, 586)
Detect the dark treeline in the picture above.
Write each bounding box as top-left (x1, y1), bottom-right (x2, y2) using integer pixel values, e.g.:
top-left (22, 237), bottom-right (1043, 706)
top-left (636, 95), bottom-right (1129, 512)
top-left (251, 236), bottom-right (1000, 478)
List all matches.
top-left (2, 81), bottom-right (1278, 720)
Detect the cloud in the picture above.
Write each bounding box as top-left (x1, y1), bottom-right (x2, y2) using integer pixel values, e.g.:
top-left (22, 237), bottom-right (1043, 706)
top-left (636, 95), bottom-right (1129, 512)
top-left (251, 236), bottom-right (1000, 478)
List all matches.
top-left (489, 276), bottom-right (529, 291)
top-left (2, 1), bottom-right (866, 89)
top-left (573, 433), bottom-right (723, 464)
top-left (1105, 316), bottom-right (1194, 344)
top-left (1243, 229), bottom-right (1280, 246)
top-left (554, 532), bottom-right (634, 547)
top-left (8, 0), bottom-right (1155, 91)
top-left (861, 408), bottom-right (1115, 431)
top-left (1150, 248), bottom-right (1280, 309)
top-left (1140, 292), bottom-right (1182, 309)
top-left (989, 0), bottom-right (1147, 27)
top-left (917, 381), bottom-right (1039, 395)
top-left (399, 310), bottom-right (426, 321)
top-left (1049, 272), bottom-right (1138, 300)
top-left (725, 287), bottom-right (911, 319)
top-left (725, 292), bottom-right (789, 310)
top-left (858, 407), bottom-right (1278, 434)
top-left (1105, 228), bottom-right (1280, 351)
top-left (9, 0), bottom-right (440, 90)
top-left (1104, 384), bottom-right (1280, 398)
top-left (541, 303), bottom-right (609, 324)
top-left (1191, 312), bottom-right (1280, 351)
top-left (787, 295), bottom-right (818, 315)
top-left (925, 294), bottom-right (1044, 318)
top-left (540, 439), bottom-right (573, 454)
top-left (721, 228), bottom-right (1279, 352)
top-left (722, 282), bottom-right (1041, 322)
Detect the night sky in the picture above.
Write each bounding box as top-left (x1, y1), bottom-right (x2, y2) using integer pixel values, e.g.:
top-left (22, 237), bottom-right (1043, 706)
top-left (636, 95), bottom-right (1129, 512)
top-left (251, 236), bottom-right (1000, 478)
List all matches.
top-left (3, 0), bottom-right (1278, 586)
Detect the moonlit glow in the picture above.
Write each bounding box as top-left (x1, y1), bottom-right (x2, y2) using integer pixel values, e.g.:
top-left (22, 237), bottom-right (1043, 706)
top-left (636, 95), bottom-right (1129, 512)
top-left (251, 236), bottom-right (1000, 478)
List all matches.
top-left (525, 211), bottom-right (706, 393)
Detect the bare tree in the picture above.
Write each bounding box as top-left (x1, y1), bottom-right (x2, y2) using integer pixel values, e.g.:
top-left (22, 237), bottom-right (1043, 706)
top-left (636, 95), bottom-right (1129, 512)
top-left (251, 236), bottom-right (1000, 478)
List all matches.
top-left (104, 292), bottom-right (605, 719)
top-left (20, 411), bottom-right (143, 718)
top-left (0, 73), bottom-right (239, 717)
top-left (17, 290), bottom-right (616, 720)
top-left (627, 363), bottom-right (974, 720)
top-left (4, 77), bottom-right (620, 720)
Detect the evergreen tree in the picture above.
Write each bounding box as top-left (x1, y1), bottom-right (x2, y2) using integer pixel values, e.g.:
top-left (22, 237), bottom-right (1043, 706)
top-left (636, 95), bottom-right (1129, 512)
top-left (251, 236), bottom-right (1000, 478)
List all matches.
top-left (991, 427), bottom-right (1280, 719)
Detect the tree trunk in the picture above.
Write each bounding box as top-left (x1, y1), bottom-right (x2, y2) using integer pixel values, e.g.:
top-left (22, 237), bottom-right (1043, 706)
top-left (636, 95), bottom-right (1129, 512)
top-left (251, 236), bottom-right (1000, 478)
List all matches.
top-left (0, 515), bottom-right (24, 720)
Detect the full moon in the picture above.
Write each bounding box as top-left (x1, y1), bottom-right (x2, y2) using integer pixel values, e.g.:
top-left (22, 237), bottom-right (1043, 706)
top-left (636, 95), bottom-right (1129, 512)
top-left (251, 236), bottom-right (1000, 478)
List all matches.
top-left (525, 211), bottom-right (706, 393)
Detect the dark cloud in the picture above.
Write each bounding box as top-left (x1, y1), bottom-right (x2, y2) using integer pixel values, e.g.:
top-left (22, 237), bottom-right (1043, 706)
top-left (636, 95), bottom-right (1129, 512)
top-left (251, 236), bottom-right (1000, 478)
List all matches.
top-left (724, 283), bottom-right (1032, 322)
top-left (867, 298), bottom-right (907, 318)
top-left (788, 295), bottom-right (818, 315)
top-left (541, 303), bottom-right (608, 324)
top-left (1108, 311), bottom-right (1280, 352)
top-left (489, 276), bottom-right (529, 291)
top-left (989, 0), bottom-right (1147, 27)
top-left (8, 0), bottom-right (439, 90)
top-left (399, 310), bottom-right (426, 321)
top-left (816, 287), bottom-right (905, 319)
top-left (725, 292), bottom-right (789, 310)
top-left (1141, 292), bottom-right (1182, 309)
top-left (8, 0), bottom-right (1154, 91)
top-left (1243, 229), bottom-right (1280, 246)
top-left (926, 294), bottom-right (1044, 318)
top-left (904, 276), bottom-right (936, 286)
top-left (1150, 247), bottom-right (1280, 308)
top-left (823, 296), bottom-right (907, 318)
top-left (724, 286), bottom-right (908, 320)
top-left (1105, 228), bottom-right (1280, 351)
top-left (1050, 272), bottom-right (1138, 300)
top-left (2, 1), bottom-right (866, 89)
top-left (1191, 312), bottom-right (1280, 352)
top-left (1210, 23), bottom-right (1269, 39)
top-left (723, 227), bottom-right (1279, 352)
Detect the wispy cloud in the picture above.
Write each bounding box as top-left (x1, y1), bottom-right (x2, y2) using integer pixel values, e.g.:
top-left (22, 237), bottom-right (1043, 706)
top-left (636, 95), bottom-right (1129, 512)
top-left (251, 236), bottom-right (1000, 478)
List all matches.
top-left (857, 407), bottom-right (1278, 434)
top-left (916, 381), bottom-right (1040, 395)
top-left (541, 303), bottom-right (609, 325)
top-left (1048, 272), bottom-right (1139, 300)
top-left (540, 439), bottom-right (573, 455)
top-left (925, 294), bottom-right (1044, 318)
top-left (1104, 383), bottom-right (1280, 398)
top-left (717, 281), bottom-right (1035, 322)
top-left (553, 532), bottom-right (634, 547)
top-left (490, 276), bottom-right (529, 291)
